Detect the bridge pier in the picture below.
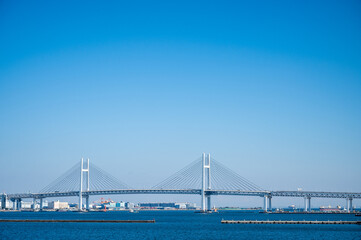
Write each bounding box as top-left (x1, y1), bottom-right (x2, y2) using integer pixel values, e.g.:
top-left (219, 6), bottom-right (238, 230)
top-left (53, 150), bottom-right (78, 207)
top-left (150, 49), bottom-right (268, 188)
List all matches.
top-left (304, 196), bottom-right (311, 212)
top-left (206, 196), bottom-right (211, 211)
top-left (263, 195), bottom-right (268, 212)
top-left (86, 196), bottom-right (90, 211)
top-left (349, 198), bottom-right (353, 212)
top-left (32, 198), bottom-right (36, 210)
top-left (347, 198), bottom-right (353, 212)
top-left (201, 195), bottom-right (205, 211)
top-left (79, 194), bottom-right (83, 211)
top-left (13, 198), bottom-right (21, 210)
top-left (263, 195), bottom-right (273, 212)
top-left (1, 194), bottom-right (6, 210)
top-left (40, 198), bottom-right (43, 211)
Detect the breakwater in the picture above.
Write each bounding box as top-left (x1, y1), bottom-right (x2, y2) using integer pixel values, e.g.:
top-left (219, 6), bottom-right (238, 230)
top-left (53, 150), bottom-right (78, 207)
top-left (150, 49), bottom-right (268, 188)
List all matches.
top-left (0, 219), bottom-right (155, 223)
top-left (221, 220), bottom-right (361, 225)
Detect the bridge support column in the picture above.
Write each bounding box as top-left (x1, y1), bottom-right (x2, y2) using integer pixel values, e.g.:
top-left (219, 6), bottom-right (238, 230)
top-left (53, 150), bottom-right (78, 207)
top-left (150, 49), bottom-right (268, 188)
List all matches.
top-left (304, 197), bottom-right (307, 212)
top-left (263, 195), bottom-right (268, 212)
top-left (308, 197), bottom-right (312, 212)
top-left (79, 158), bottom-right (90, 211)
top-left (79, 158), bottom-right (83, 211)
top-left (32, 198), bottom-right (36, 210)
top-left (12, 199), bottom-right (16, 210)
top-left (79, 195), bottom-right (83, 211)
top-left (347, 198), bottom-right (353, 212)
top-left (268, 196), bottom-right (272, 212)
top-left (14, 199), bottom-right (21, 210)
top-left (206, 196), bottom-right (211, 211)
top-left (304, 196), bottom-right (311, 212)
top-left (15, 198), bottom-right (21, 210)
top-left (86, 196), bottom-right (89, 211)
top-left (201, 153), bottom-right (211, 212)
top-left (40, 198), bottom-right (43, 211)
top-left (201, 153), bottom-right (205, 211)
top-left (349, 198), bottom-right (353, 212)
top-left (346, 198), bottom-right (349, 212)
top-left (1, 194), bottom-right (6, 210)
top-left (201, 195), bottom-right (205, 212)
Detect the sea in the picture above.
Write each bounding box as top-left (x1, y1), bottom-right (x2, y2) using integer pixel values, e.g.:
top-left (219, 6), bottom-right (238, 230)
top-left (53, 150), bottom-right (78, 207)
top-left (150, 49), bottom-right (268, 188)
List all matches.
top-left (0, 210), bottom-right (360, 239)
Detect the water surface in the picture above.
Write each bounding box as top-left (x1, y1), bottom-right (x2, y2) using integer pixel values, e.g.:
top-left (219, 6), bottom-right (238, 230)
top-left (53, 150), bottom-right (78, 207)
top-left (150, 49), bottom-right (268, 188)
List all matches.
top-left (0, 211), bottom-right (360, 239)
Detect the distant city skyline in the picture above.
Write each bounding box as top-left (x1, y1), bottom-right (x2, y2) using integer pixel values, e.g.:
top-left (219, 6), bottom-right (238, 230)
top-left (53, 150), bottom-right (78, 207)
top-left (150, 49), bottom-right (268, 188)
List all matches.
top-left (1, 1), bottom-right (360, 207)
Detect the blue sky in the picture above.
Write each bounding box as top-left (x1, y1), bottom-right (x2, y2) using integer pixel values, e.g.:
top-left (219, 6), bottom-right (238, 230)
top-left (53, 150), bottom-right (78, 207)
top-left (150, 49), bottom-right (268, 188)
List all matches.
top-left (1, 0), bottom-right (360, 207)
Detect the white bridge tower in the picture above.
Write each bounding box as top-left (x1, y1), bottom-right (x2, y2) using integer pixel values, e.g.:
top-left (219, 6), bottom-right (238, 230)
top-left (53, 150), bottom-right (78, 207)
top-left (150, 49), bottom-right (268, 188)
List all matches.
top-left (201, 153), bottom-right (212, 212)
top-left (79, 158), bottom-right (90, 211)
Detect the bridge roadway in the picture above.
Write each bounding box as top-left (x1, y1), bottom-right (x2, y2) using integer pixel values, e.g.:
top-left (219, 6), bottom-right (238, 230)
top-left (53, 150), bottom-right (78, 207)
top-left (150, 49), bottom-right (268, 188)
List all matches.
top-left (5, 189), bottom-right (361, 200)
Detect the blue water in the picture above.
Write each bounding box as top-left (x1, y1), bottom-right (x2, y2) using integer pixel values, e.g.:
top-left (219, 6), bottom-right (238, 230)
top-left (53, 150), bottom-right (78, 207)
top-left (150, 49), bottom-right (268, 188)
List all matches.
top-left (0, 211), bottom-right (360, 239)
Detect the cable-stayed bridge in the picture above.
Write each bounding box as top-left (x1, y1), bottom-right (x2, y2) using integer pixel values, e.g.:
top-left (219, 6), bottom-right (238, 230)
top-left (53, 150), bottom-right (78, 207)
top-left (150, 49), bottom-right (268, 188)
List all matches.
top-left (2, 153), bottom-right (360, 212)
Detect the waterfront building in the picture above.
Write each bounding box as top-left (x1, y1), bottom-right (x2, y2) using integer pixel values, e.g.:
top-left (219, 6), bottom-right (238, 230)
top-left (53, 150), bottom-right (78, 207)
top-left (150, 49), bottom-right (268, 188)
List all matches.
top-left (116, 201), bottom-right (125, 208)
top-left (48, 200), bottom-right (69, 210)
top-left (139, 202), bottom-right (176, 209)
top-left (125, 202), bottom-right (135, 209)
top-left (175, 203), bottom-right (187, 209)
top-left (100, 201), bottom-right (129, 210)
top-left (0, 199), bottom-right (12, 209)
top-left (139, 202), bottom-right (197, 209)
top-left (20, 201), bottom-right (33, 209)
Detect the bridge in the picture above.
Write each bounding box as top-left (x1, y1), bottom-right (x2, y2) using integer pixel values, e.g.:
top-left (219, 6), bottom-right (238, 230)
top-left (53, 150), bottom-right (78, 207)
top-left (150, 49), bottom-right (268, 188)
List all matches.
top-left (1, 153), bottom-right (360, 212)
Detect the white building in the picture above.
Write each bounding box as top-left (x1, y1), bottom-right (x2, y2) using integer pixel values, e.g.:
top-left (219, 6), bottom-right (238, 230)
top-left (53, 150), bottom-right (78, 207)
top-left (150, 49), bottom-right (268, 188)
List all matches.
top-left (0, 199), bottom-right (12, 209)
top-left (125, 202), bottom-right (135, 209)
top-left (48, 200), bottom-right (69, 209)
top-left (21, 201), bottom-right (33, 209)
top-left (175, 203), bottom-right (187, 209)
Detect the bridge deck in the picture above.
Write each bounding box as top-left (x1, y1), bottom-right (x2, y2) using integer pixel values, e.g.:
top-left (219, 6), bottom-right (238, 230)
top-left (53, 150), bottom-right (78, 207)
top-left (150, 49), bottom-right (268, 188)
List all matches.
top-left (4, 190), bottom-right (361, 199)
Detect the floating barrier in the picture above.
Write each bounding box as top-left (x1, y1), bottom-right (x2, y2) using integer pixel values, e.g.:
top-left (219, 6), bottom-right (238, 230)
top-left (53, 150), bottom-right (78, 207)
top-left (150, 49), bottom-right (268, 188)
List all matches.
top-left (0, 219), bottom-right (155, 223)
top-left (221, 220), bottom-right (361, 225)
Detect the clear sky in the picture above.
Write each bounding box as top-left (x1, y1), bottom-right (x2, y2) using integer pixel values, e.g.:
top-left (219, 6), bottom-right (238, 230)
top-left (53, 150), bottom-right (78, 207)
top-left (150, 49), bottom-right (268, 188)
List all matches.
top-left (1, 0), bottom-right (360, 207)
